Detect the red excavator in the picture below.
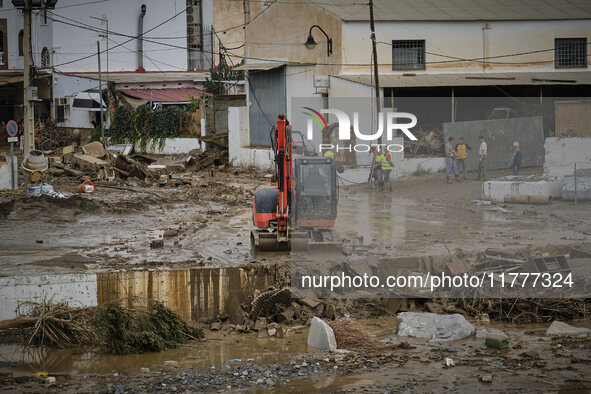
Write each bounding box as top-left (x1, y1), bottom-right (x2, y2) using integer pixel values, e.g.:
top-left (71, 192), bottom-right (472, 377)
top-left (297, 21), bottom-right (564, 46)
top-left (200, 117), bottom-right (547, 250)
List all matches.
top-left (251, 114), bottom-right (342, 252)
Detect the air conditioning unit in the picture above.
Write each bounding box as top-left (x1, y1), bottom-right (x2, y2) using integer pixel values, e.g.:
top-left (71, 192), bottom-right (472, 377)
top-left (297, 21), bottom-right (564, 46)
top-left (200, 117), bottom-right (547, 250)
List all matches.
top-left (186, 5), bottom-right (201, 24)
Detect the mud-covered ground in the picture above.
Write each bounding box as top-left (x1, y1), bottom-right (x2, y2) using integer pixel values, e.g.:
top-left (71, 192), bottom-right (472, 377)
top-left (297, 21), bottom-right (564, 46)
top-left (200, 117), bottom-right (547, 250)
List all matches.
top-left (1, 318), bottom-right (590, 393)
top-left (1, 159), bottom-right (591, 392)
top-left (1, 165), bottom-right (590, 277)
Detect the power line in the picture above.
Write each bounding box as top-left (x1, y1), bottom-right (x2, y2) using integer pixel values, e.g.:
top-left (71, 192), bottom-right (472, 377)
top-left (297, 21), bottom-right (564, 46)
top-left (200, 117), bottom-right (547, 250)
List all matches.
top-left (42, 9), bottom-right (591, 70)
top-left (42, 6), bottom-right (189, 70)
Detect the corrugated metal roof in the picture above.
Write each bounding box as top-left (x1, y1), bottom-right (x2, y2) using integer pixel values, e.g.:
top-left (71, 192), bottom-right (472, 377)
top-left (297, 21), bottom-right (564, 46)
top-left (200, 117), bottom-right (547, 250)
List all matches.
top-left (234, 62), bottom-right (286, 71)
top-left (119, 88), bottom-right (209, 104)
top-left (333, 71), bottom-right (591, 87)
top-left (310, 0), bottom-right (591, 21)
top-left (64, 71), bottom-right (210, 84)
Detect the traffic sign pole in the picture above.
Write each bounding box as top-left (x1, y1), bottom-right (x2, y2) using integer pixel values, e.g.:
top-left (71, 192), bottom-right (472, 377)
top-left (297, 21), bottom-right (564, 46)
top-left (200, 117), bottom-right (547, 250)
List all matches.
top-left (10, 141), bottom-right (15, 189)
top-left (6, 120), bottom-right (18, 190)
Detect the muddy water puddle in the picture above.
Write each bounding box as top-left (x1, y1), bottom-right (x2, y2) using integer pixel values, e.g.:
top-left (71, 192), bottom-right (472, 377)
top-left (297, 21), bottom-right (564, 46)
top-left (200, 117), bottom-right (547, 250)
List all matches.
top-left (0, 329), bottom-right (309, 377)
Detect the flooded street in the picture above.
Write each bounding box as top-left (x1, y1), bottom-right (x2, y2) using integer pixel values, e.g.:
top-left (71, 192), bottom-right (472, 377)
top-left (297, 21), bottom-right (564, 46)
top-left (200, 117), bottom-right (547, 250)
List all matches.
top-left (1, 168), bottom-right (590, 392)
top-left (2, 316), bottom-right (590, 392)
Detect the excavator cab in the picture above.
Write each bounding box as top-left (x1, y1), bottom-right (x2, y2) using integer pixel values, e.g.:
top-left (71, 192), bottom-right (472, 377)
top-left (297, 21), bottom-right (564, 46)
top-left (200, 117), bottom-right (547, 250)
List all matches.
top-left (250, 114), bottom-right (343, 252)
top-left (293, 157), bottom-right (338, 228)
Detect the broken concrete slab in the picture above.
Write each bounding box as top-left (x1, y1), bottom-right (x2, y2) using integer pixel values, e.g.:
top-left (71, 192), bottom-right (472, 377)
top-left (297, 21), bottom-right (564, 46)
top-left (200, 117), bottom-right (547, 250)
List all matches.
top-left (395, 312), bottom-right (475, 342)
top-left (71, 154), bottom-right (110, 172)
top-left (307, 316), bottom-right (337, 351)
top-left (81, 141), bottom-right (106, 158)
top-left (482, 176), bottom-right (563, 202)
top-left (546, 321), bottom-right (590, 337)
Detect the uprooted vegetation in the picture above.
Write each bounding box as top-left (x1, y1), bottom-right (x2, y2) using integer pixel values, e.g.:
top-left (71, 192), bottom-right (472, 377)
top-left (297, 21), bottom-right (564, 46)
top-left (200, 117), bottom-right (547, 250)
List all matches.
top-left (12, 300), bottom-right (203, 354)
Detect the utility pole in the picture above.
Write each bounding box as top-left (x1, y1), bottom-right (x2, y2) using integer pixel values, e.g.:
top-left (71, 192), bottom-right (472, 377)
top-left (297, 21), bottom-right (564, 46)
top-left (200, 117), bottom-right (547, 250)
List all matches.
top-left (369, 0), bottom-right (381, 143)
top-left (97, 41), bottom-right (105, 143)
top-left (23, 1), bottom-right (34, 155)
top-left (13, 0), bottom-right (58, 156)
top-left (243, 0), bottom-right (249, 62)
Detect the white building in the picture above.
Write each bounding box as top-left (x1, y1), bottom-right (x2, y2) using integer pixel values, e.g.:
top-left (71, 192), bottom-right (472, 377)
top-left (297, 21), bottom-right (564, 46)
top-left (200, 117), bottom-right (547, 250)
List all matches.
top-left (231, 0), bottom-right (591, 172)
top-left (49, 0), bottom-right (215, 130)
top-left (0, 1), bottom-right (54, 123)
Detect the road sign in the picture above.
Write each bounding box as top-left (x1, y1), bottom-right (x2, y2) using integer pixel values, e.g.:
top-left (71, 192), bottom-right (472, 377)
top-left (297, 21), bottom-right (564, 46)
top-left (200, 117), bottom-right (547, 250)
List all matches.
top-left (6, 120), bottom-right (18, 137)
top-left (7, 137), bottom-right (18, 143)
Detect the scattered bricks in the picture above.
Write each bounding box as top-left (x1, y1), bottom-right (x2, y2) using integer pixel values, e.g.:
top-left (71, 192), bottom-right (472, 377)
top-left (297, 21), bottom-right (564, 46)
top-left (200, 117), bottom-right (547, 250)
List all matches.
top-left (150, 240), bottom-right (164, 249)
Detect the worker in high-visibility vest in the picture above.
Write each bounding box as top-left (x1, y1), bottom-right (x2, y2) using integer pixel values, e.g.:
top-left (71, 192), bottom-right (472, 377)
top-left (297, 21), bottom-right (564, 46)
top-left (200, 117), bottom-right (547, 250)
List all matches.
top-left (375, 150), bottom-right (393, 192)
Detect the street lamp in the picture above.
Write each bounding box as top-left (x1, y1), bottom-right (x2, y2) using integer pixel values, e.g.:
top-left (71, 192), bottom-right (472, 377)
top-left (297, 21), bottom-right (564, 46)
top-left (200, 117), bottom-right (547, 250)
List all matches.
top-left (304, 25), bottom-right (332, 57)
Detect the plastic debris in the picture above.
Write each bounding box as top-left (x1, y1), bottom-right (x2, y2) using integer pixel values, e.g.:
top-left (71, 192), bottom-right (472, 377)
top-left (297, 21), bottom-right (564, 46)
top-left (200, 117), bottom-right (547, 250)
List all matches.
top-left (546, 321), bottom-right (591, 337)
top-left (445, 357), bottom-right (455, 367)
top-left (395, 312), bottom-right (475, 342)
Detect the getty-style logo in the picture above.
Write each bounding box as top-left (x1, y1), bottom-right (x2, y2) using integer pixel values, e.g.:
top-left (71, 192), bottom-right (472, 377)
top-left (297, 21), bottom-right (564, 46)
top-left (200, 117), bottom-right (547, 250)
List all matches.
top-left (302, 107), bottom-right (418, 153)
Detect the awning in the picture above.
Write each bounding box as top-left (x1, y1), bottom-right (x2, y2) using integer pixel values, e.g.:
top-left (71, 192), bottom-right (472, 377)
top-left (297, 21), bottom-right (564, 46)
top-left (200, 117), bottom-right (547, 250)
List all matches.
top-left (72, 90), bottom-right (106, 111)
top-left (119, 87), bottom-right (208, 104)
top-left (233, 62), bottom-right (286, 71)
top-left (334, 71), bottom-right (591, 88)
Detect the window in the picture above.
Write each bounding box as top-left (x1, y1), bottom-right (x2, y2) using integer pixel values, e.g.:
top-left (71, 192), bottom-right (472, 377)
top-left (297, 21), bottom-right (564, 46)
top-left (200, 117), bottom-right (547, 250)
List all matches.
top-left (55, 98), bottom-right (69, 123)
top-left (555, 38), bottom-right (587, 68)
top-left (41, 47), bottom-right (50, 68)
top-left (392, 40), bottom-right (425, 70)
top-left (18, 30), bottom-right (23, 56)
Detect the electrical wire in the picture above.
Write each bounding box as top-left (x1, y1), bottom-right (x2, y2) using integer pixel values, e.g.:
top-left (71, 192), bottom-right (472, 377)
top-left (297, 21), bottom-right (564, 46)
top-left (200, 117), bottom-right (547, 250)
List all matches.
top-left (42, 6), bottom-right (190, 70)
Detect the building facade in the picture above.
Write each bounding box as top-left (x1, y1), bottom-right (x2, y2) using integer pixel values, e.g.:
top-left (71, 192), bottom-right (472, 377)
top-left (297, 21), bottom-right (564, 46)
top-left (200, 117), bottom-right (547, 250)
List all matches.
top-left (232, 0), bottom-right (591, 169)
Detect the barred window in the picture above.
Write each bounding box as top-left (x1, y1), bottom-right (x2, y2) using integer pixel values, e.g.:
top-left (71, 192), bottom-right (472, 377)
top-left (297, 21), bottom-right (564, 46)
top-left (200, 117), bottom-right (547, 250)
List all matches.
top-left (555, 38), bottom-right (587, 68)
top-left (392, 40), bottom-right (425, 70)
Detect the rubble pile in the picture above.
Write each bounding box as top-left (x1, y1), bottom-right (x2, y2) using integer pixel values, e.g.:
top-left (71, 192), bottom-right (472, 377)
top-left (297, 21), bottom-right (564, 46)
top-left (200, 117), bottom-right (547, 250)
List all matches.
top-left (43, 142), bottom-right (228, 186)
top-left (207, 287), bottom-right (340, 336)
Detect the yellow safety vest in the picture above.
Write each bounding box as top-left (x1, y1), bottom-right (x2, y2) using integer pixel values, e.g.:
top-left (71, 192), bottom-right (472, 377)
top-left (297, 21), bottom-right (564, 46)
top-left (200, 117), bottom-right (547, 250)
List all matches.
top-left (323, 151), bottom-right (334, 158)
top-left (376, 153), bottom-right (392, 170)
